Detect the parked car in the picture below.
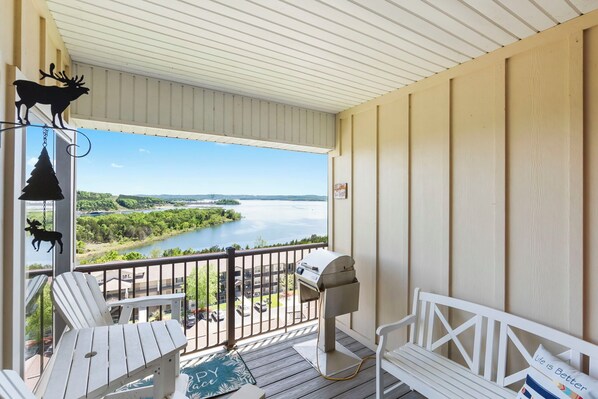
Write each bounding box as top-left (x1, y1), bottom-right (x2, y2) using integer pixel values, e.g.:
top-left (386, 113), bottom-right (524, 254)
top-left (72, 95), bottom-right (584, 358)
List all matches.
top-left (196, 310), bottom-right (208, 321)
top-left (24, 343), bottom-right (39, 360)
top-left (210, 310), bottom-right (225, 321)
top-left (236, 304), bottom-right (251, 316)
top-left (43, 345), bottom-right (53, 357)
top-left (254, 302), bottom-right (268, 313)
top-left (185, 313), bottom-right (196, 329)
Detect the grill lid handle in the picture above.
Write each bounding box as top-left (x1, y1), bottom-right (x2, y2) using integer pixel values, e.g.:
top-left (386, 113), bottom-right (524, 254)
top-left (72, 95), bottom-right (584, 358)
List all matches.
top-left (299, 262), bottom-right (319, 272)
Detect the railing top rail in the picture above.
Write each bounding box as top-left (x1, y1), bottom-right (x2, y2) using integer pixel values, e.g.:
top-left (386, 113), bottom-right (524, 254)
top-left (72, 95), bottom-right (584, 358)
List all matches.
top-left (26, 269), bottom-right (53, 277)
top-left (233, 242), bottom-right (326, 257)
top-left (74, 242), bottom-right (327, 272)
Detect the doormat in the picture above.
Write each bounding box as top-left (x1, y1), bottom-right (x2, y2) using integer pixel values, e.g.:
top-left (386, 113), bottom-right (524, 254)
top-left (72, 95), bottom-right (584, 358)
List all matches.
top-left (121, 351), bottom-right (256, 399)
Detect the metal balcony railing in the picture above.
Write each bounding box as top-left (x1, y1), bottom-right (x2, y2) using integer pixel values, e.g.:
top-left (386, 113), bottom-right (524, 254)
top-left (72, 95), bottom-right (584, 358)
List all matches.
top-left (25, 242), bottom-right (325, 372)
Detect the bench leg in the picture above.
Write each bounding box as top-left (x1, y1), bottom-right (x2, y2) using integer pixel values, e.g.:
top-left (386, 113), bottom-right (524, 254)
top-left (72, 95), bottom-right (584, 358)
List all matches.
top-left (376, 356), bottom-right (384, 399)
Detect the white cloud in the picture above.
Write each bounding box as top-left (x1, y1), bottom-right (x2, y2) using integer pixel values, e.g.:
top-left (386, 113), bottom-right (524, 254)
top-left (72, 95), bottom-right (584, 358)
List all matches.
top-left (27, 157), bottom-right (38, 167)
top-left (139, 148), bottom-right (150, 154)
top-left (111, 163), bottom-right (124, 168)
top-left (215, 143), bottom-right (229, 146)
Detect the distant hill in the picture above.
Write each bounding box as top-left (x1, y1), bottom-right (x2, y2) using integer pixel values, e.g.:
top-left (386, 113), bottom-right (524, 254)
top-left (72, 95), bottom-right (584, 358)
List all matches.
top-left (141, 194), bottom-right (327, 202)
top-left (76, 191), bottom-right (170, 212)
top-left (77, 191), bottom-right (327, 212)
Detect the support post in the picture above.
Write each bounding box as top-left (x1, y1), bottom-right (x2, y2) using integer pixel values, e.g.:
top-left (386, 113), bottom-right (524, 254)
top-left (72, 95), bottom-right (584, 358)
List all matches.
top-left (226, 247), bottom-right (236, 350)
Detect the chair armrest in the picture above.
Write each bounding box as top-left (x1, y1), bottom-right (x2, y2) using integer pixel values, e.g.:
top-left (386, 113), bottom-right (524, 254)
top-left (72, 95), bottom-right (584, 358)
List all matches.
top-left (376, 314), bottom-right (416, 337)
top-left (109, 293), bottom-right (185, 308)
top-left (110, 293), bottom-right (185, 325)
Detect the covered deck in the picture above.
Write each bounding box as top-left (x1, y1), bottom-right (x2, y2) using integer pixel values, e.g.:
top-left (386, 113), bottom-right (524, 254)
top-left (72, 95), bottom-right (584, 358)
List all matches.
top-left (3, 1), bottom-right (598, 398)
top-left (195, 325), bottom-right (423, 399)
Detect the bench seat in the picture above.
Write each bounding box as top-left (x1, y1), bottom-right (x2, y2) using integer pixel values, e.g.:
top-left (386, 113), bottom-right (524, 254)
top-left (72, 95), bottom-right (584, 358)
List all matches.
top-left (384, 343), bottom-right (514, 399)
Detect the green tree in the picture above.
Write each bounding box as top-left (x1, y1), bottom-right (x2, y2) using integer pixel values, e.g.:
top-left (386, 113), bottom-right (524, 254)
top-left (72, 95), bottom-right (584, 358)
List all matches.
top-left (254, 236), bottom-right (268, 248)
top-left (279, 273), bottom-right (295, 292)
top-left (185, 266), bottom-right (219, 309)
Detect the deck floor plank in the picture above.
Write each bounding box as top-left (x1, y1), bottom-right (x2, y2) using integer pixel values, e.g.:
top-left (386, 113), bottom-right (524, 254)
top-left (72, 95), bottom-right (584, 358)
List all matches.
top-left (186, 326), bottom-right (421, 399)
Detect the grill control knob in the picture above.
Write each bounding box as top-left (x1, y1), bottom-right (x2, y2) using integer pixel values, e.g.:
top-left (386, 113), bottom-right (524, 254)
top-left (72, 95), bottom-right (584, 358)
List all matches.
top-left (297, 267), bottom-right (304, 275)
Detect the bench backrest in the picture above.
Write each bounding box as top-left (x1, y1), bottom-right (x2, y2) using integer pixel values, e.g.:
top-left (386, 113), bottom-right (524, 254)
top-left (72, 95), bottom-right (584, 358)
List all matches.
top-left (408, 289), bottom-right (598, 388)
top-left (51, 272), bottom-right (114, 329)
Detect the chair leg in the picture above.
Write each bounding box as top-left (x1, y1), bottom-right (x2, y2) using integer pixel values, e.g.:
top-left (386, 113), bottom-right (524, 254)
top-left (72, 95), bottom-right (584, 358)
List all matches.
top-left (376, 357), bottom-right (384, 399)
top-left (172, 299), bottom-right (182, 323)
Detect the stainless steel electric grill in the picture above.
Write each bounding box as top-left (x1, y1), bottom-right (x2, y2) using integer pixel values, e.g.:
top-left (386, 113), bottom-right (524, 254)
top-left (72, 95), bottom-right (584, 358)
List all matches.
top-left (293, 249), bottom-right (361, 377)
top-left (296, 249), bottom-right (355, 290)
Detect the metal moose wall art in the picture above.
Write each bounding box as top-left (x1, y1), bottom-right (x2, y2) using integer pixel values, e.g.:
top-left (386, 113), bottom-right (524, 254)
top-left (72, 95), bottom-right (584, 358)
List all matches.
top-left (25, 218), bottom-right (63, 254)
top-left (13, 63), bottom-right (89, 129)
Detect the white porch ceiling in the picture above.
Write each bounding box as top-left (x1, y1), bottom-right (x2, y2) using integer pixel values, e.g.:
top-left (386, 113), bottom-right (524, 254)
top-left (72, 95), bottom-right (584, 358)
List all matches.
top-left (47, 0), bottom-right (598, 114)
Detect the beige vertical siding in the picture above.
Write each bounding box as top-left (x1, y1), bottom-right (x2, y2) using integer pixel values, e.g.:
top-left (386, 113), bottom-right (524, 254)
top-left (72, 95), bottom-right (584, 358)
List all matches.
top-left (71, 63), bottom-right (335, 152)
top-left (333, 10), bottom-right (598, 349)
top-left (352, 109), bottom-right (377, 342)
top-left (333, 117), bottom-right (352, 327)
top-left (409, 84), bottom-right (450, 299)
top-left (377, 98), bottom-right (410, 348)
top-left (450, 66), bottom-right (502, 309)
top-left (506, 39), bottom-right (571, 332)
top-left (587, 25), bottom-right (598, 346)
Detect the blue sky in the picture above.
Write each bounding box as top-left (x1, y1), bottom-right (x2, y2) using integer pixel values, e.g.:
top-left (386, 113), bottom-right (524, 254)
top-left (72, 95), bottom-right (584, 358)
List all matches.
top-left (28, 129), bottom-right (328, 196)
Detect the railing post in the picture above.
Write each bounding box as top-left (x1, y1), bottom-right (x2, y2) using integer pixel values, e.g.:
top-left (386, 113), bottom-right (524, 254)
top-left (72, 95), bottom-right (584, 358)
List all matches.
top-left (226, 247), bottom-right (236, 350)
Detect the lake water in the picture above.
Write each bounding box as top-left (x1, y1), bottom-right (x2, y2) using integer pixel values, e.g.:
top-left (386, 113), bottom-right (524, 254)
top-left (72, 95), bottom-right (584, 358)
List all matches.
top-left (25, 200), bottom-right (327, 264)
top-left (122, 200), bottom-right (327, 255)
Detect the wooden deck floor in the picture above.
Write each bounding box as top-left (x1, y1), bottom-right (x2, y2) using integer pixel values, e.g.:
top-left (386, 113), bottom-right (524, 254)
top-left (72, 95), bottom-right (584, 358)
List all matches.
top-left (184, 324), bottom-right (425, 399)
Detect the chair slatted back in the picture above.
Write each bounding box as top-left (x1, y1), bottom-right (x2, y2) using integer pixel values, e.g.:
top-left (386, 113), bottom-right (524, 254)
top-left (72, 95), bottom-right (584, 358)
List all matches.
top-left (0, 370), bottom-right (35, 399)
top-left (52, 272), bottom-right (114, 329)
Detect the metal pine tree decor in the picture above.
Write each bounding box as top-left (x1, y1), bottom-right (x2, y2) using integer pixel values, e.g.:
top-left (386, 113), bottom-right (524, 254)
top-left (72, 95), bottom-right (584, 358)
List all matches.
top-left (20, 127), bottom-right (64, 253)
top-left (19, 129), bottom-right (64, 201)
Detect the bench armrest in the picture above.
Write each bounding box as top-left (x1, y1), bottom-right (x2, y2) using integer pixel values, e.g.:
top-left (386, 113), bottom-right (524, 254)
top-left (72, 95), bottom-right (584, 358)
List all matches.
top-left (376, 314), bottom-right (416, 337)
top-left (376, 314), bottom-right (417, 358)
top-left (109, 293), bottom-right (185, 325)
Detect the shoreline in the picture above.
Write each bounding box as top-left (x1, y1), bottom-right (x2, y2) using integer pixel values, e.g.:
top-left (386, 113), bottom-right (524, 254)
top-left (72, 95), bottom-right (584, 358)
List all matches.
top-left (77, 228), bottom-right (199, 259)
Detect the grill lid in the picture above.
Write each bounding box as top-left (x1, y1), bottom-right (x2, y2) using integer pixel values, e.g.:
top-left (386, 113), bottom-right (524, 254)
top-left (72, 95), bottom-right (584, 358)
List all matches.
top-left (297, 249), bottom-right (354, 275)
top-left (296, 249), bottom-right (355, 291)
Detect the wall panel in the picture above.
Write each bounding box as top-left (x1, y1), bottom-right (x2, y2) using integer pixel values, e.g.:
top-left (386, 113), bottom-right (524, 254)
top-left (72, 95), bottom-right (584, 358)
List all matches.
top-left (409, 84), bottom-right (449, 296)
top-left (506, 39), bottom-right (570, 331)
top-left (333, 117), bottom-right (352, 328)
top-left (377, 97), bottom-right (409, 347)
top-left (450, 67), bottom-right (499, 308)
top-left (586, 25), bottom-right (598, 344)
top-left (352, 109), bottom-right (377, 341)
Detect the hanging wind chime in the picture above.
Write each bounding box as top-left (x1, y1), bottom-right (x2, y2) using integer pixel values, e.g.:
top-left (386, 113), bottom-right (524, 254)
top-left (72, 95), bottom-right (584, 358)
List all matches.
top-left (20, 126), bottom-right (64, 254)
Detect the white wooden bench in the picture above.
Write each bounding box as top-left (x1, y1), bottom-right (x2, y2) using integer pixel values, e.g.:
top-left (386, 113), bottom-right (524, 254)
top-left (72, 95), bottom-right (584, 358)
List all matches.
top-left (376, 288), bottom-right (598, 399)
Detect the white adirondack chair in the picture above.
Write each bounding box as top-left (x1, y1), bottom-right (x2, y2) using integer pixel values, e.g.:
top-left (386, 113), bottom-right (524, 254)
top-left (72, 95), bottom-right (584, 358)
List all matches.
top-left (52, 271), bottom-right (185, 329)
top-left (1, 367), bottom-right (190, 399)
top-left (0, 370), bottom-right (35, 399)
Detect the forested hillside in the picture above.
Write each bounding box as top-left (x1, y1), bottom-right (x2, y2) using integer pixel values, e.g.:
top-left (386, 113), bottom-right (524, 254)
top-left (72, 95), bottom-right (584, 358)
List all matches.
top-left (116, 194), bottom-right (166, 209)
top-left (76, 191), bottom-right (170, 212)
top-left (77, 208), bottom-right (241, 243)
top-left (77, 191), bottom-right (118, 212)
